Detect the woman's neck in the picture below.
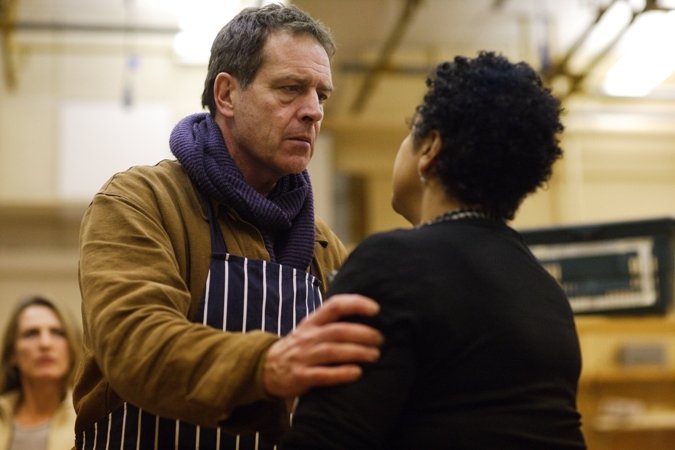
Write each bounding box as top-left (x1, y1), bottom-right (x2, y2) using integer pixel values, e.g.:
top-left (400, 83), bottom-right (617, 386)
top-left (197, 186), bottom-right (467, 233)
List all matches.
top-left (417, 181), bottom-right (465, 225)
top-left (14, 380), bottom-right (64, 427)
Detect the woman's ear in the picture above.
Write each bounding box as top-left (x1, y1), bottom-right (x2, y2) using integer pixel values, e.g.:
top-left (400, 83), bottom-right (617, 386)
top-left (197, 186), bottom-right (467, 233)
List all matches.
top-left (214, 72), bottom-right (237, 118)
top-left (418, 130), bottom-right (442, 174)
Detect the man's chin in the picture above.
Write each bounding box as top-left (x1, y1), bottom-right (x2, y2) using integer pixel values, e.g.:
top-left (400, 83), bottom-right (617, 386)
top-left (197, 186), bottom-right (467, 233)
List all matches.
top-left (282, 158), bottom-right (312, 175)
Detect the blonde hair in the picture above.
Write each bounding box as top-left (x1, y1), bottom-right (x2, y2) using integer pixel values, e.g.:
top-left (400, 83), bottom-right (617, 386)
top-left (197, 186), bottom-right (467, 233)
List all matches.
top-left (0, 295), bottom-right (82, 395)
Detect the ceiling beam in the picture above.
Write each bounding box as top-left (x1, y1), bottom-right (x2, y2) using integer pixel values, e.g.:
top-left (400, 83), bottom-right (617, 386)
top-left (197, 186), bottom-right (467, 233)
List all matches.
top-left (349, 0), bottom-right (424, 114)
top-left (7, 20), bottom-right (179, 35)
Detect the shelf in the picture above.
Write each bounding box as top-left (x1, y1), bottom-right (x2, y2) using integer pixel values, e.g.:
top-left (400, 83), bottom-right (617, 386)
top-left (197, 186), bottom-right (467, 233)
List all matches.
top-left (581, 367), bottom-right (675, 385)
top-left (0, 201), bottom-right (86, 250)
top-left (593, 411), bottom-right (675, 432)
top-left (575, 315), bottom-right (675, 334)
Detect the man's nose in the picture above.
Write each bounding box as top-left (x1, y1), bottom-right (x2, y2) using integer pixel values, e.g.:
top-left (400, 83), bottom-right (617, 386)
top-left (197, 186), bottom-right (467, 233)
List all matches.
top-left (300, 92), bottom-right (324, 123)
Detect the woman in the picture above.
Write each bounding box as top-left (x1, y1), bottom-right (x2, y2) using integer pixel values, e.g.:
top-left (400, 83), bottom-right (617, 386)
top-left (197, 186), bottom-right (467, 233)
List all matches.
top-left (282, 52), bottom-right (586, 449)
top-left (0, 296), bottom-right (81, 450)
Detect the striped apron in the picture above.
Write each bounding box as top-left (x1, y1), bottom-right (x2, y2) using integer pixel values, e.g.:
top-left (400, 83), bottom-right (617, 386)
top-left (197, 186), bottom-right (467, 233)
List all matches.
top-left (76, 202), bottom-right (323, 450)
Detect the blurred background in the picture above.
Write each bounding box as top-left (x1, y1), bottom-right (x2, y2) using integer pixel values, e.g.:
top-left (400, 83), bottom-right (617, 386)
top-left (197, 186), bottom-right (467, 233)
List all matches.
top-left (1, 1), bottom-right (674, 447)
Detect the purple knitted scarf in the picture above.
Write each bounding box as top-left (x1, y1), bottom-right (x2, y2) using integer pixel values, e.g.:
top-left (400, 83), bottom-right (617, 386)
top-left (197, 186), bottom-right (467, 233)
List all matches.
top-left (170, 113), bottom-right (315, 271)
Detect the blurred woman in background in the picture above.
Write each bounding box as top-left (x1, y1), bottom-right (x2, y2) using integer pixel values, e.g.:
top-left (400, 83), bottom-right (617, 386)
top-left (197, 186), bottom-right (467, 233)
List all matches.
top-left (0, 295), bottom-right (81, 450)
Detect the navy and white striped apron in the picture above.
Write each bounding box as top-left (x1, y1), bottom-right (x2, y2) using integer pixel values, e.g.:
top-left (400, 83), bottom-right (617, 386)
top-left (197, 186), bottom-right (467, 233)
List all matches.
top-left (77, 201), bottom-right (323, 450)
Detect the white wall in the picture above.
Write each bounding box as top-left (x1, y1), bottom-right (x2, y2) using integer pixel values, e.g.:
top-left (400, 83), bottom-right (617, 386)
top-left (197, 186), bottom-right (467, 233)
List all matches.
top-left (0, 33), bottom-right (206, 325)
top-left (0, 32), bottom-right (205, 202)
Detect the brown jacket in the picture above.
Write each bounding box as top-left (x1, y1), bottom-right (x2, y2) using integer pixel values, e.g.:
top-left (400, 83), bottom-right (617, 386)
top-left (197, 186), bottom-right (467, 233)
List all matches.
top-left (73, 160), bottom-right (346, 437)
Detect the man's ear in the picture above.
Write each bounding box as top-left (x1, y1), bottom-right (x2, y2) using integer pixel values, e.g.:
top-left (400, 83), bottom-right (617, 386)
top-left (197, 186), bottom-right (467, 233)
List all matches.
top-left (214, 72), bottom-right (237, 118)
top-left (418, 130), bottom-right (442, 174)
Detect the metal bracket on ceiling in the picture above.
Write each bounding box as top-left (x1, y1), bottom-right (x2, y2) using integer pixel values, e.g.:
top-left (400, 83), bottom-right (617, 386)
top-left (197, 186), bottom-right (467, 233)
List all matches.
top-left (349, 0), bottom-right (424, 114)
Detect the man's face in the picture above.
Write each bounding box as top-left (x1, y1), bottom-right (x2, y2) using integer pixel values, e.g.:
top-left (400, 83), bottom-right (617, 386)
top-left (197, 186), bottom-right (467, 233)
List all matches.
top-left (226, 30), bottom-right (333, 193)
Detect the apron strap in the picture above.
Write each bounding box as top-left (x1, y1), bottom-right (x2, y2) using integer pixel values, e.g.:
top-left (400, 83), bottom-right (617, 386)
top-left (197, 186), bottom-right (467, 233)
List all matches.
top-left (206, 200), bottom-right (228, 258)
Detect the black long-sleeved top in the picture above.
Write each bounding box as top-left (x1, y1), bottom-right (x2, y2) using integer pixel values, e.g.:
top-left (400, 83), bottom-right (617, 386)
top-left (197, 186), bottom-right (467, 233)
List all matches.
top-left (283, 218), bottom-right (586, 450)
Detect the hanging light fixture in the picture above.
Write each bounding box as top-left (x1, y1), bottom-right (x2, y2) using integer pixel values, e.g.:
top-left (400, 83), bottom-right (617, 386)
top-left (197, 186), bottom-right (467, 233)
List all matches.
top-left (542, 0), bottom-right (675, 99)
top-left (566, 0), bottom-right (635, 75)
top-left (602, 9), bottom-right (675, 96)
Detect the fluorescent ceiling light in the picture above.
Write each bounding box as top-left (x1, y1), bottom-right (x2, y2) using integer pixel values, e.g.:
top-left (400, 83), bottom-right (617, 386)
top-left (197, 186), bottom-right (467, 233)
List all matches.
top-left (603, 10), bottom-right (675, 96)
top-left (567, 0), bottom-right (634, 74)
top-left (172, 0), bottom-right (287, 65)
top-left (173, 0), bottom-right (239, 65)
top-left (657, 0), bottom-right (675, 8)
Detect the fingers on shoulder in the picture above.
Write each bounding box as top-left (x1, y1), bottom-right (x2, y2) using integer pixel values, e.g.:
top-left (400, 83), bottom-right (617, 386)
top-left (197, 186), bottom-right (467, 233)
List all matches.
top-left (310, 294), bottom-right (379, 323)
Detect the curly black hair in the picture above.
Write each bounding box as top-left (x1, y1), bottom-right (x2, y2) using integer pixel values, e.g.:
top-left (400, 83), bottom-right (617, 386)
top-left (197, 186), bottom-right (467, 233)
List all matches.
top-left (412, 51), bottom-right (564, 221)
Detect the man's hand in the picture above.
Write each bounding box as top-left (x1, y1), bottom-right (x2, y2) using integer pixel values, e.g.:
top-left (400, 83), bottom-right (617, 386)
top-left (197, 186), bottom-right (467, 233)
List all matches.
top-left (263, 294), bottom-right (383, 399)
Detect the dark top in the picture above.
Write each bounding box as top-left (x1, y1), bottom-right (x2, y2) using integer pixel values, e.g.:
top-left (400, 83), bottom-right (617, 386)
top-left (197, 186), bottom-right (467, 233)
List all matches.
top-left (282, 218), bottom-right (586, 449)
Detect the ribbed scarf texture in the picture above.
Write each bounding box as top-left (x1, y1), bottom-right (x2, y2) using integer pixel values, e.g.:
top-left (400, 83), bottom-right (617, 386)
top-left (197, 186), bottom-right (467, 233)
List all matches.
top-left (170, 113), bottom-right (315, 271)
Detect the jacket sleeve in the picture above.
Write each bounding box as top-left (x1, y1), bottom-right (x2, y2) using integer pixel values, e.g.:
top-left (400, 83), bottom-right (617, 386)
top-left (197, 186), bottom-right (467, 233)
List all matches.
top-left (78, 172), bottom-right (283, 431)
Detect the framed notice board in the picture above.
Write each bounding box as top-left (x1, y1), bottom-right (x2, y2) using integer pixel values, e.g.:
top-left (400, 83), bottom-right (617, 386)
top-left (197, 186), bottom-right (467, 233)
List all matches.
top-left (521, 217), bottom-right (675, 315)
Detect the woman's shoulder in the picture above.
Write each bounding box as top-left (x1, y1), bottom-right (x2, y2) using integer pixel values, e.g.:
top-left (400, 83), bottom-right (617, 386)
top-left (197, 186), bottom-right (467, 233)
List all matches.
top-left (53, 389), bottom-right (77, 425)
top-left (354, 226), bottom-right (444, 257)
top-left (359, 227), bottom-right (418, 247)
top-left (0, 390), bottom-right (20, 427)
top-left (0, 390), bottom-right (20, 408)
top-left (337, 228), bottom-right (424, 278)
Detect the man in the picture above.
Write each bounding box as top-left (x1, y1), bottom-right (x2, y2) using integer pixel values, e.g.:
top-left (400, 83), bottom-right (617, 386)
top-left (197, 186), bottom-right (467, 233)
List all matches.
top-left (73, 4), bottom-right (382, 449)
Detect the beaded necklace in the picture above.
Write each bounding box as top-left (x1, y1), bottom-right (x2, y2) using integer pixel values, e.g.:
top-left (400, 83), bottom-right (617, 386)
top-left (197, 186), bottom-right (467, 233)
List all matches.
top-left (416, 208), bottom-right (495, 228)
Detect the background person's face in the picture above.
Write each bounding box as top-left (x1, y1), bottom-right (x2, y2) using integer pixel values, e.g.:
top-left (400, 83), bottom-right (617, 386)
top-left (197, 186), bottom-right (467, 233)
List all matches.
top-left (12, 305), bottom-right (70, 387)
top-left (228, 30), bottom-right (332, 189)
